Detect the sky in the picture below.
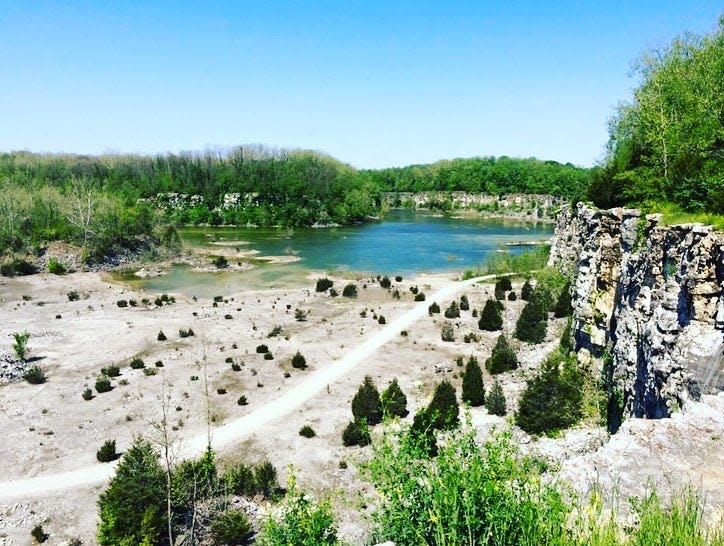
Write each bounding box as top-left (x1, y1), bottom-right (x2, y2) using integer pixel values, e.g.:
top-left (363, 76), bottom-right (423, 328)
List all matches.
top-left (0, 1), bottom-right (722, 169)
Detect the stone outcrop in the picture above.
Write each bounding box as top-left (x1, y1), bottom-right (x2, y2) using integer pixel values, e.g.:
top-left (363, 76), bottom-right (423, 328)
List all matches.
top-left (549, 203), bottom-right (724, 419)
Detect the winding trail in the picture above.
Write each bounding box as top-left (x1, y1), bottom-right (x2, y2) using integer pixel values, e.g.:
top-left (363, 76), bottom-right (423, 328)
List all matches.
top-left (0, 274), bottom-right (495, 501)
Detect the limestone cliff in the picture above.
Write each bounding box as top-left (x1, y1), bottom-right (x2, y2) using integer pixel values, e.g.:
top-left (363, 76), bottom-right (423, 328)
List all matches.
top-left (549, 203), bottom-right (724, 420)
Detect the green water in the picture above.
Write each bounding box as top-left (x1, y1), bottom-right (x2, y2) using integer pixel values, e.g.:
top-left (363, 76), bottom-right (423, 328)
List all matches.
top-left (124, 211), bottom-right (552, 296)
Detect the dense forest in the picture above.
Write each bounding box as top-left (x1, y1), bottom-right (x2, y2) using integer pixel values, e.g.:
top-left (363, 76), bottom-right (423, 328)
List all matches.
top-left (589, 16), bottom-right (724, 214)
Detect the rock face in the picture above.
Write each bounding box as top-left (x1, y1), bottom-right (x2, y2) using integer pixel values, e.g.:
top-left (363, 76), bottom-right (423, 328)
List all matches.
top-left (549, 203), bottom-right (724, 419)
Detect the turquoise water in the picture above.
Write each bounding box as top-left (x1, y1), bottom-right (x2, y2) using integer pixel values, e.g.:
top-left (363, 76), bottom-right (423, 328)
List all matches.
top-left (125, 211), bottom-right (552, 295)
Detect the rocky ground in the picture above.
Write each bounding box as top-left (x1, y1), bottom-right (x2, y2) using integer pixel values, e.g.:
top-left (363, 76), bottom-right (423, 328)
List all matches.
top-left (0, 268), bottom-right (722, 545)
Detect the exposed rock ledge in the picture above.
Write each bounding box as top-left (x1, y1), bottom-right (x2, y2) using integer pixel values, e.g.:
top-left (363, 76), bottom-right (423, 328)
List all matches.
top-left (549, 203), bottom-right (723, 419)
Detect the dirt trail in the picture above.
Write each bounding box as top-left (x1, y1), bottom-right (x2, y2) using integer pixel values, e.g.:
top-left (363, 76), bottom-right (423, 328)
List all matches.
top-left (0, 274), bottom-right (494, 501)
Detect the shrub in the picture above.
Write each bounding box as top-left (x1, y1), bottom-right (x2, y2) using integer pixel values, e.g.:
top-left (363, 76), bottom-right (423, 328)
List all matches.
top-left (342, 283), bottom-right (358, 298)
top-left (553, 281), bottom-right (572, 318)
top-left (101, 365), bottom-right (121, 378)
top-left (129, 357), bottom-right (145, 369)
top-left (444, 300), bottom-right (460, 318)
top-left (291, 351), bottom-right (307, 369)
top-left (97, 438), bottom-right (166, 546)
top-left (225, 314), bottom-right (233, 320)
top-left (409, 285), bottom-right (418, 294)
top-left (232, 362), bottom-right (242, 371)
top-left (378, 315), bottom-right (386, 324)
top-left (485, 335), bottom-right (519, 374)
top-left (462, 356), bottom-right (485, 407)
top-left (427, 380), bottom-right (460, 431)
top-left (143, 367), bottom-right (157, 376)
top-left (224, 463), bottom-right (256, 496)
top-left (155, 360), bottom-right (163, 367)
top-left (560, 316), bottom-right (573, 352)
top-left (267, 325), bottom-right (283, 337)
top-left (380, 275), bottom-right (392, 289)
top-left (96, 439), bottom-right (118, 462)
top-left (12, 331), bottom-right (30, 361)
top-left (486, 379), bottom-right (507, 416)
top-left (217, 388), bottom-right (227, 394)
top-left (508, 290), bottom-right (518, 301)
top-left (395, 275), bottom-right (403, 282)
top-left (441, 322), bottom-right (454, 342)
top-left (116, 300), bottom-right (128, 308)
top-left (156, 330), bottom-right (167, 341)
top-left (0, 258), bottom-right (37, 277)
top-left (212, 255), bottom-right (229, 268)
top-left (381, 378), bottom-right (409, 418)
top-left (472, 308), bottom-right (478, 317)
top-left (329, 288), bottom-right (338, 297)
top-left (237, 395), bottom-right (248, 406)
top-left (352, 376), bottom-right (382, 425)
top-left (178, 328), bottom-right (194, 338)
top-left (497, 276), bottom-right (513, 291)
top-left (295, 308), bottom-right (308, 321)
top-left (315, 277), bottom-right (334, 292)
top-left (264, 352), bottom-right (274, 360)
top-left (521, 279), bottom-right (533, 300)
top-left (128, 299), bottom-right (137, 307)
top-left (459, 294), bottom-right (470, 311)
top-left (428, 302), bottom-right (440, 314)
top-left (48, 257), bottom-right (67, 275)
top-left (515, 300), bottom-right (547, 343)
top-left (414, 292), bottom-right (426, 301)
top-left (95, 377), bottom-right (112, 393)
top-left (82, 388), bottom-right (93, 400)
top-left (478, 299), bottom-right (503, 331)
top-left (515, 349), bottom-right (584, 435)
top-left (254, 460), bottom-right (278, 498)
top-left (31, 524), bottom-right (48, 543)
top-left (211, 509), bottom-right (252, 546)
top-left (494, 284), bottom-right (506, 300)
top-left (299, 425), bottom-right (316, 438)
top-left (256, 344), bottom-right (269, 353)
top-left (24, 365), bottom-right (46, 384)
top-left (408, 408), bottom-right (438, 457)
top-left (392, 289), bottom-right (400, 299)
top-left (342, 419), bottom-right (371, 447)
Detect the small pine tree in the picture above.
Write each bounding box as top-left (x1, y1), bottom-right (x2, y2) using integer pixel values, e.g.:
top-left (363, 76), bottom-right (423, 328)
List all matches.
top-left (461, 356), bottom-right (485, 407)
top-left (498, 276), bottom-right (512, 291)
top-left (485, 335), bottom-right (519, 374)
top-left (342, 419), bottom-right (371, 447)
top-left (428, 302), bottom-right (441, 315)
top-left (291, 351), bottom-right (307, 369)
top-left (478, 299), bottom-right (503, 331)
top-left (351, 376), bottom-right (382, 425)
top-left (485, 379), bottom-right (507, 416)
top-left (521, 279), bottom-right (533, 300)
top-left (459, 294), bottom-right (470, 311)
top-left (515, 301), bottom-right (547, 343)
top-left (427, 380), bottom-right (459, 431)
top-left (381, 378), bottom-right (409, 418)
top-left (494, 282), bottom-right (506, 300)
top-left (553, 281), bottom-right (572, 318)
top-left (444, 300), bottom-right (460, 319)
top-left (408, 408), bottom-right (438, 457)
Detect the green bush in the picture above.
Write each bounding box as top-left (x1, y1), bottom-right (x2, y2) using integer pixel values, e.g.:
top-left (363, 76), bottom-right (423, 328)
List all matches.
top-left (478, 299), bottom-right (503, 331)
top-left (521, 279), bottom-right (533, 300)
top-left (223, 463), bottom-right (257, 496)
top-left (157, 330), bottom-right (167, 341)
top-left (0, 258), bottom-right (37, 277)
top-left (47, 257), bottom-right (67, 275)
top-left (97, 438), bottom-right (166, 546)
top-left (459, 294), bottom-right (470, 311)
top-left (67, 290), bottom-right (80, 301)
top-left (380, 275), bottom-right (392, 289)
top-left (129, 357), bottom-right (145, 369)
top-left (237, 395), bottom-right (248, 406)
top-left (31, 524), bottom-right (48, 543)
top-left (485, 379), bottom-right (507, 416)
top-left (24, 365), bottom-right (46, 384)
top-left (427, 380), bottom-right (459, 431)
top-left (342, 283), bottom-right (358, 298)
top-left (179, 328), bottom-right (194, 338)
top-left (116, 299), bottom-right (128, 308)
top-left (497, 276), bottom-right (513, 291)
top-left (462, 356), bottom-right (485, 407)
top-left (254, 460), bottom-right (278, 499)
top-left (101, 365), bottom-right (121, 378)
top-left (264, 352), bottom-right (274, 360)
top-left (291, 351), bottom-right (307, 369)
top-left (211, 509), bottom-right (252, 546)
top-left (144, 367), bottom-right (157, 376)
top-left (515, 349), bottom-right (584, 435)
top-left (381, 378), bottom-right (409, 418)
top-left (441, 322), bottom-right (454, 342)
top-left (444, 300), bottom-right (460, 318)
top-left (378, 315), bottom-right (386, 324)
top-left (82, 388), bottom-right (93, 400)
top-left (414, 292), bottom-right (426, 301)
top-left (299, 425), bottom-right (316, 438)
top-left (428, 302), bottom-right (440, 314)
top-left (316, 277), bottom-right (334, 292)
top-left (507, 290), bottom-right (518, 301)
top-left (13, 331), bottom-right (30, 361)
top-left (256, 344), bottom-right (269, 353)
top-left (352, 376), bottom-right (382, 425)
top-left (95, 377), bottom-right (112, 393)
top-left (485, 335), bottom-right (519, 374)
top-left (212, 255), bottom-right (229, 268)
top-left (96, 439), bottom-right (118, 462)
top-left (342, 419), bottom-right (371, 447)
top-left (515, 300), bottom-right (547, 343)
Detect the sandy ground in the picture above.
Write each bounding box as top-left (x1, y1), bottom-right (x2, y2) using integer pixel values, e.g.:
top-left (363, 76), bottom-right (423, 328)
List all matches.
top-left (0, 270), bottom-right (722, 545)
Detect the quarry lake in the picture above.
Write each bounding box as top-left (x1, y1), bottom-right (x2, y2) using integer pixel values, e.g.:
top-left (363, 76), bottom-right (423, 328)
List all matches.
top-left (124, 210), bottom-right (553, 295)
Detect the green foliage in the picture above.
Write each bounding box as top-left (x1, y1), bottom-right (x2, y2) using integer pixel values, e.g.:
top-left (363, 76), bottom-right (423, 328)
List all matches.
top-left (223, 463), bottom-right (257, 496)
top-left (291, 351), bottom-right (307, 369)
top-left (381, 378), bottom-right (409, 418)
top-left (521, 279), bottom-right (533, 300)
top-left (315, 277), bottom-right (333, 292)
top-left (82, 388), bottom-right (93, 400)
top-left (515, 349), bottom-right (584, 435)
top-left (342, 283), bottom-right (358, 298)
top-left (178, 328), bottom-right (194, 338)
top-left (440, 322), bottom-right (455, 342)
top-left (95, 377), bottom-right (112, 393)
top-left (256, 476), bottom-right (339, 546)
top-left (299, 425), bottom-right (316, 438)
top-left (486, 334), bottom-right (519, 374)
top-left (255, 344), bottom-right (269, 353)
top-left (444, 300), bottom-right (460, 318)
top-left (352, 376), bottom-right (382, 426)
top-left (31, 524), bottom-right (48, 543)
top-left (380, 275), bottom-right (392, 289)
top-left (484, 246), bottom-right (550, 276)
top-left (478, 299), bottom-right (503, 331)
top-left (96, 440), bottom-right (118, 462)
top-left (157, 330), bottom-right (167, 341)
top-left (211, 255), bottom-right (228, 268)
top-left (97, 438), bottom-right (166, 546)
top-left (129, 357), bottom-right (145, 369)
top-left (0, 258), bottom-right (37, 277)
top-left (210, 510), bottom-right (252, 546)
top-left (67, 290), bottom-right (80, 301)
top-left (427, 380), bottom-right (460, 431)
top-left (414, 292), bottom-right (426, 301)
top-left (459, 294), bottom-right (469, 311)
top-left (101, 365), bottom-right (121, 378)
top-left (47, 257), bottom-right (67, 274)
top-left (23, 365), bottom-right (46, 384)
top-left (497, 276), bottom-right (513, 291)
top-left (486, 380), bottom-right (507, 416)
top-left (428, 301), bottom-right (440, 315)
top-left (507, 290), bottom-right (517, 301)
top-left (462, 356), bottom-right (485, 407)
top-left (342, 419), bottom-right (371, 447)
top-left (171, 447), bottom-right (219, 519)
top-left (560, 317), bottom-right (573, 352)
top-left (515, 298), bottom-right (548, 344)
top-left (12, 331), bottom-right (30, 361)
top-left (254, 460), bottom-right (279, 499)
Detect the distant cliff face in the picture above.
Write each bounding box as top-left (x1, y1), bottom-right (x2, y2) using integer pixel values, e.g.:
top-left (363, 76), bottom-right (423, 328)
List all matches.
top-left (550, 203), bottom-right (724, 419)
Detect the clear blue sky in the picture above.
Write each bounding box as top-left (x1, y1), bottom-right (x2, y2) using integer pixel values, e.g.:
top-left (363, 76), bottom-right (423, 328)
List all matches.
top-left (1, 1), bottom-right (721, 169)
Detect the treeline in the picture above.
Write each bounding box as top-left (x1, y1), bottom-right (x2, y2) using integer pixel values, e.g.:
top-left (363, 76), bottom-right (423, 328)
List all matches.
top-left (363, 156), bottom-right (590, 199)
top-left (590, 15), bottom-right (724, 214)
